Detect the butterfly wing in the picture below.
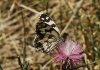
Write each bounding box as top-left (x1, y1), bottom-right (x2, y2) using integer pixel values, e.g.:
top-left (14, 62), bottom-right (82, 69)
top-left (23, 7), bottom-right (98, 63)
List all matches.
top-left (34, 14), bottom-right (62, 53)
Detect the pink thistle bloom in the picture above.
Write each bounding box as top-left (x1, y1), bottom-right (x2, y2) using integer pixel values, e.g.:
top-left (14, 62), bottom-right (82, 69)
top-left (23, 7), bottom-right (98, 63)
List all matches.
top-left (52, 40), bottom-right (83, 69)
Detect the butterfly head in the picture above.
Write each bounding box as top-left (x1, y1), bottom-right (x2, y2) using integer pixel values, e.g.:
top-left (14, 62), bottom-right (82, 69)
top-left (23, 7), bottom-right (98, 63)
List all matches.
top-left (39, 14), bottom-right (52, 22)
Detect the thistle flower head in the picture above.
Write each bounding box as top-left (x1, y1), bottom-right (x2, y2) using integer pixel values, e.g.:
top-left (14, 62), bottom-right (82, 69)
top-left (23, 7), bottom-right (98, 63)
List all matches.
top-left (52, 40), bottom-right (83, 69)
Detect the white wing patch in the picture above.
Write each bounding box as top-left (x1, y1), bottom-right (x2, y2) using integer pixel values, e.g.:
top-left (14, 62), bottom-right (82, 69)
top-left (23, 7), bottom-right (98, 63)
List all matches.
top-left (44, 20), bottom-right (60, 33)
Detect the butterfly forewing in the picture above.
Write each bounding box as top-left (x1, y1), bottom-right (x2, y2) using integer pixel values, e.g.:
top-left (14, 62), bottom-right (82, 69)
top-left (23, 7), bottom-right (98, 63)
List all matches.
top-left (34, 14), bottom-right (62, 53)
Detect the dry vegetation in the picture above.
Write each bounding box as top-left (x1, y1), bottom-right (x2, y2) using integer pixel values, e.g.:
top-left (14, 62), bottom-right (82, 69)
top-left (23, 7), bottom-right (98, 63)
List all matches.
top-left (0, 0), bottom-right (100, 70)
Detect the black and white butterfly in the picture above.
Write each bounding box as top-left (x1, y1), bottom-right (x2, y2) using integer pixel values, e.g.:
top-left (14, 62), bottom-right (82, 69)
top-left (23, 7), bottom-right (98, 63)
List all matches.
top-left (33, 13), bottom-right (63, 53)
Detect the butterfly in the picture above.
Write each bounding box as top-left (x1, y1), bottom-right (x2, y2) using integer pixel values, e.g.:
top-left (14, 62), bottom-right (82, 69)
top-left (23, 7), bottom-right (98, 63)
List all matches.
top-left (33, 13), bottom-right (63, 53)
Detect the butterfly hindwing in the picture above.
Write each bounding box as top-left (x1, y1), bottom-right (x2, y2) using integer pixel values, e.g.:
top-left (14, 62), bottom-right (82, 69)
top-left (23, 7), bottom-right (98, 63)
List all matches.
top-left (34, 14), bottom-right (62, 53)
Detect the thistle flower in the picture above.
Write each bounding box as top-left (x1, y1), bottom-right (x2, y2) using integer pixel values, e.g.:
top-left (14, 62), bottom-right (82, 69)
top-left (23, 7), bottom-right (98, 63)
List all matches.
top-left (52, 40), bottom-right (83, 69)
